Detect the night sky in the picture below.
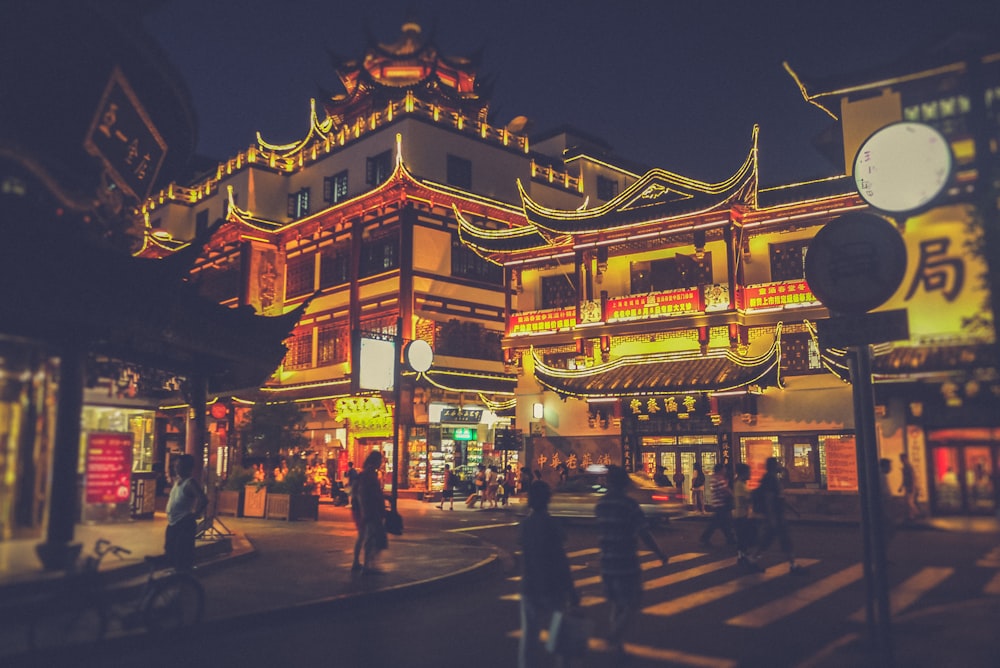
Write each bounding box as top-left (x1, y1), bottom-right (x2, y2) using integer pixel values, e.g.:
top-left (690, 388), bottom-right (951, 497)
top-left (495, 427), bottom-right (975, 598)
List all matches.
top-left (144, 0), bottom-right (999, 187)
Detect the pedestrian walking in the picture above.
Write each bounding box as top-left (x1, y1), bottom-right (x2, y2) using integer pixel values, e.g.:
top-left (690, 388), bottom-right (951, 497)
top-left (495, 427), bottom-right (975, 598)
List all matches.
top-left (672, 468), bottom-right (686, 505)
top-left (486, 465), bottom-right (500, 509)
top-left (501, 464), bottom-right (517, 506)
top-left (437, 463), bottom-right (456, 510)
top-left (351, 450), bottom-right (388, 575)
top-left (898, 453), bottom-right (922, 521)
top-left (344, 461), bottom-right (359, 506)
top-left (691, 463), bottom-right (706, 513)
top-left (700, 463), bottom-right (735, 547)
top-left (748, 457), bottom-right (808, 575)
top-left (519, 466), bottom-right (533, 494)
top-left (164, 454), bottom-right (207, 572)
top-left (732, 463), bottom-right (756, 568)
top-left (595, 465), bottom-right (668, 660)
top-left (518, 479), bottom-right (580, 668)
top-left (879, 458), bottom-right (897, 545)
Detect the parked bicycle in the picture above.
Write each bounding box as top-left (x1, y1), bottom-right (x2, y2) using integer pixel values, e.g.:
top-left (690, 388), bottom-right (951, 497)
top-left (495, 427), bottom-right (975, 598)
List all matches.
top-left (28, 538), bottom-right (204, 651)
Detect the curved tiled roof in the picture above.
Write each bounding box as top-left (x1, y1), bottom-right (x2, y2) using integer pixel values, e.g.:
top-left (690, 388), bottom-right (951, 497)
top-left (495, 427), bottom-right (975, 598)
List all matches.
top-left (531, 342), bottom-right (779, 399)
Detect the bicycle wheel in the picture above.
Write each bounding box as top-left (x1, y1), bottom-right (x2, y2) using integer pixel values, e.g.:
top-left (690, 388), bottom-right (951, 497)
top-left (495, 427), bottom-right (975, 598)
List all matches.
top-left (143, 573), bottom-right (204, 632)
top-left (29, 599), bottom-right (106, 650)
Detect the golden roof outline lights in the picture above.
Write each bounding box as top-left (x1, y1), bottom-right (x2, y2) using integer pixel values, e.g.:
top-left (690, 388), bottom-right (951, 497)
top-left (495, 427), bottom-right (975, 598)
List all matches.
top-left (517, 125), bottom-right (759, 225)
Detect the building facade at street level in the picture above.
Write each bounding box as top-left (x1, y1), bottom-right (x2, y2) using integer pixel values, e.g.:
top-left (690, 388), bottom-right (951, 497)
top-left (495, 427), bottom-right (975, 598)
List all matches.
top-left (0, 2), bottom-right (298, 561)
top-left (134, 21), bottom-right (639, 496)
top-left (462, 36), bottom-right (1000, 518)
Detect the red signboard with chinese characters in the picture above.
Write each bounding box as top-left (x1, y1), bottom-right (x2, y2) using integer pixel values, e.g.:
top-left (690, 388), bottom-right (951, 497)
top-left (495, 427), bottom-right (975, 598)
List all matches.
top-left (741, 279), bottom-right (819, 310)
top-left (508, 307), bottom-right (577, 335)
top-left (85, 432), bottom-right (134, 504)
top-left (606, 288), bottom-right (701, 322)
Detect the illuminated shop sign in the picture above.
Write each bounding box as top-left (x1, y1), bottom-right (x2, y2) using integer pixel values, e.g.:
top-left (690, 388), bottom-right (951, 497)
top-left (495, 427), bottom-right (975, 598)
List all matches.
top-left (606, 288), bottom-right (701, 323)
top-left (451, 427), bottom-right (477, 441)
top-left (334, 396), bottom-right (390, 422)
top-left (741, 280), bottom-right (819, 310)
top-left (440, 408), bottom-right (483, 423)
top-left (85, 432), bottom-right (134, 504)
top-left (627, 395), bottom-right (708, 420)
top-left (508, 307), bottom-right (577, 335)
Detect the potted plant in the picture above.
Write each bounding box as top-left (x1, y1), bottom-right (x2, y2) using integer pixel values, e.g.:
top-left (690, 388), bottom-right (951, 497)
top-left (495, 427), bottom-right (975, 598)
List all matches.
top-left (217, 465), bottom-right (255, 517)
top-left (265, 465), bottom-right (319, 521)
top-left (237, 402), bottom-right (310, 519)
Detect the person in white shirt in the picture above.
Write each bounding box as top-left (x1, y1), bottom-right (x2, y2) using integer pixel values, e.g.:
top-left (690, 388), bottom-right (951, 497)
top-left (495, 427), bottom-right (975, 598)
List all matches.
top-left (164, 454), bottom-right (207, 571)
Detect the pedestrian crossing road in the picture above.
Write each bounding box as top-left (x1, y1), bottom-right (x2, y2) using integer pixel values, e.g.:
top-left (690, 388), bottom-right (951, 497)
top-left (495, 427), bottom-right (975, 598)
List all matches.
top-left (502, 543), bottom-right (1000, 666)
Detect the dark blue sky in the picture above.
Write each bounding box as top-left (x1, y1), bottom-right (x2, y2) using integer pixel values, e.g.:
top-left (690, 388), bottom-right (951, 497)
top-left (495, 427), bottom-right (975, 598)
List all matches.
top-left (145, 0), bottom-right (998, 186)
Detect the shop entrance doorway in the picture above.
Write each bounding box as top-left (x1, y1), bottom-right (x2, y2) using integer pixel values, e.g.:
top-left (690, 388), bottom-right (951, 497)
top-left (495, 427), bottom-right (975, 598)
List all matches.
top-left (641, 435), bottom-right (719, 506)
top-left (927, 428), bottom-right (998, 516)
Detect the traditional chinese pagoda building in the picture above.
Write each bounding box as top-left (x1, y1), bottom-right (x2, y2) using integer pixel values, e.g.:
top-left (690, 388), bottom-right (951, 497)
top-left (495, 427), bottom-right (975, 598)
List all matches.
top-left (461, 38), bottom-right (1000, 518)
top-left (136, 21), bottom-right (631, 493)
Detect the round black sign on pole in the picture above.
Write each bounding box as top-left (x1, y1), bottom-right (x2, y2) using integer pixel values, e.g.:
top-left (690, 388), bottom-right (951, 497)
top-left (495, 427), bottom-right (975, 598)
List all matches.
top-left (803, 212), bottom-right (907, 315)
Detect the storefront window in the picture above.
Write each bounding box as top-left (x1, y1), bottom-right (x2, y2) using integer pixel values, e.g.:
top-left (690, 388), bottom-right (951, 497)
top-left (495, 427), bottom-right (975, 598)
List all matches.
top-left (788, 441), bottom-right (815, 484)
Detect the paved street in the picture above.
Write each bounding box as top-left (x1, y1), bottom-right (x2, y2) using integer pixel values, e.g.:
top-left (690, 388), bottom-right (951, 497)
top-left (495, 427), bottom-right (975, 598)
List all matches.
top-left (3, 499), bottom-right (997, 667)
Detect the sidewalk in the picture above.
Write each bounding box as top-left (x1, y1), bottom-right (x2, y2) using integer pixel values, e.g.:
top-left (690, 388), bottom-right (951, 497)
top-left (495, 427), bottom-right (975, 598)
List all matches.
top-left (0, 498), bottom-right (503, 659)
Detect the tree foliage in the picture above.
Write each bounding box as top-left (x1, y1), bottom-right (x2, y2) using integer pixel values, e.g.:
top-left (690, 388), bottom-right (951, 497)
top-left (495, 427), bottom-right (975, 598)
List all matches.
top-left (239, 402), bottom-right (308, 459)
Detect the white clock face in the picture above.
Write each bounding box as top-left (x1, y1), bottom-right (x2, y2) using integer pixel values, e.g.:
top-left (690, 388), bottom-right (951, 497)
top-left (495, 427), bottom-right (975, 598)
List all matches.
top-left (404, 339), bottom-right (433, 372)
top-left (853, 121), bottom-right (952, 214)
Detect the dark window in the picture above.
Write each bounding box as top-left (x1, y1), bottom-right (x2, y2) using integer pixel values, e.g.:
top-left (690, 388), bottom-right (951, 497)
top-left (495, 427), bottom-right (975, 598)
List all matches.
top-left (317, 324), bottom-right (349, 365)
top-left (196, 256), bottom-right (242, 303)
top-left (359, 315), bottom-right (398, 337)
top-left (781, 332), bottom-right (824, 375)
top-left (284, 330), bottom-right (312, 369)
top-left (285, 253), bottom-right (315, 299)
top-left (366, 151), bottom-right (392, 186)
top-left (360, 232), bottom-right (398, 277)
top-left (597, 175), bottom-right (619, 201)
top-left (320, 246), bottom-right (350, 288)
top-left (287, 188), bottom-right (310, 218)
top-left (630, 253), bottom-right (713, 293)
top-left (770, 240), bottom-right (809, 282)
top-left (446, 154), bottom-right (472, 189)
top-left (541, 273), bottom-right (578, 309)
top-left (324, 170), bottom-right (349, 203)
top-left (451, 234), bottom-right (503, 284)
top-left (195, 209), bottom-right (209, 237)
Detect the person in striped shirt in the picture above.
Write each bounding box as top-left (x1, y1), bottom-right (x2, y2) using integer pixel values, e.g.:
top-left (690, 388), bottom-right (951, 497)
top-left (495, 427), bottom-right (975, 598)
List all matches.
top-left (595, 465), bottom-right (667, 658)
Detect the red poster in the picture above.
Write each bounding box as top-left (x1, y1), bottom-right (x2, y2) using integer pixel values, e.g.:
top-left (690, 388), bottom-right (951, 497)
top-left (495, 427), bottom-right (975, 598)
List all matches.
top-left (507, 307), bottom-right (577, 335)
top-left (824, 436), bottom-right (859, 491)
top-left (85, 432), bottom-right (134, 504)
top-left (606, 288), bottom-right (701, 322)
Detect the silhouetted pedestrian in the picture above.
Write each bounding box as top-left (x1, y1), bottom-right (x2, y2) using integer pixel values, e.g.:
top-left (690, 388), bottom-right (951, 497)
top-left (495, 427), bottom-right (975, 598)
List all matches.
top-left (732, 463), bottom-right (756, 568)
top-left (700, 463), bottom-right (735, 546)
top-left (691, 463), bottom-right (706, 513)
top-left (351, 450), bottom-right (387, 575)
top-left (437, 463), bottom-right (456, 510)
top-left (164, 454), bottom-right (207, 572)
top-left (749, 457), bottom-right (807, 575)
top-left (518, 480), bottom-right (579, 668)
top-left (595, 465), bottom-right (667, 660)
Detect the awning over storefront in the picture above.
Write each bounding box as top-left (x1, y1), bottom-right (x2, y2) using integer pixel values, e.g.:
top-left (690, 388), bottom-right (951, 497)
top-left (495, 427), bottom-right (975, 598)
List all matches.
top-left (530, 343), bottom-right (779, 399)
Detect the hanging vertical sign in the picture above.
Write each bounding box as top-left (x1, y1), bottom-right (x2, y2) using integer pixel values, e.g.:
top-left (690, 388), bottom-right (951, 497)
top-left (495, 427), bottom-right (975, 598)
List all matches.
top-left (85, 432), bottom-right (134, 504)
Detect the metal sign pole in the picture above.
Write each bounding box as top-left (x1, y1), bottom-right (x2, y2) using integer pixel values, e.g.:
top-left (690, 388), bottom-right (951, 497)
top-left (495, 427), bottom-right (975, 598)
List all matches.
top-left (849, 344), bottom-right (894, 666)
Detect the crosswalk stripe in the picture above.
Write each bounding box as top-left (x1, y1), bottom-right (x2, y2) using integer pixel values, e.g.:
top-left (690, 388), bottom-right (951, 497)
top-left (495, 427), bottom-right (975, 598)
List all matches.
top-left (577, 558), bottom-right (737, 609)
top-left (505, 629), bottom-right (737, 667)
top-left (976, 546), bottom-right (1000, 568)
top-left (574, 552), bottom-right (705, 591)
top-left (848, 567), bottom-right (953, 621)
top-left (566, 547), bottom-right (600, 558)
top-left (727, 563), bottom-right (863, 628)
top-left (504, 553), bottom-right (706, 602)
top-left (643, 559), bottom-right (820, 617)
top-left (985, 571), bottom-right (1000, 595)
